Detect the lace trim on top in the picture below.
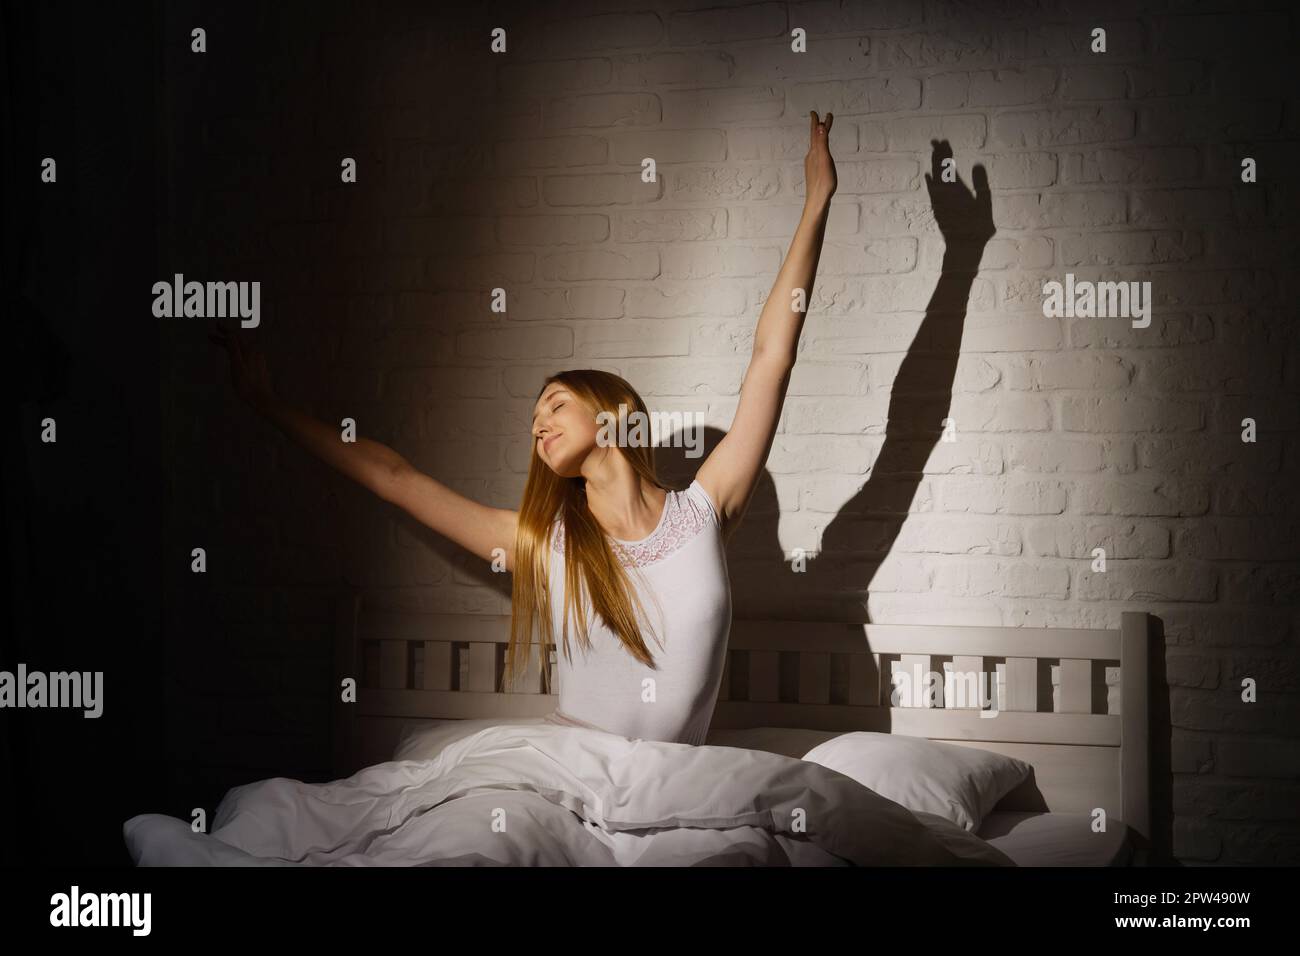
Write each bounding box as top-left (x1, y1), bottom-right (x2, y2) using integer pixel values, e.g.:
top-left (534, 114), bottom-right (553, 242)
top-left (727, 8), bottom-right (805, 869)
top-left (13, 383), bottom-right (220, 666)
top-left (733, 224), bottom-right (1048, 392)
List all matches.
top-left (550, 481), bottom-right (714, 568)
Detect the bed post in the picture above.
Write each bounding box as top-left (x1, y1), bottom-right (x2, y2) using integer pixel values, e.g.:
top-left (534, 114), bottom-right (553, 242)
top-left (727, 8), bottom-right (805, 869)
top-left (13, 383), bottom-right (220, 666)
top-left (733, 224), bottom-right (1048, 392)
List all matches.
top-left (332, 589), bottom-right (362, 781)
top-left (1119, 611), bottom-right (1151, 855)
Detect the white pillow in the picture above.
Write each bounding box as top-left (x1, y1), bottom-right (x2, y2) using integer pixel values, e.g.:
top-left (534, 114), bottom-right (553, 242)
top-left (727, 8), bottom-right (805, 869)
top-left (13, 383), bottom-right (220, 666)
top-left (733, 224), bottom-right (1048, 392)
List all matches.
top-left (800, 732), bottom-right (1031, 832)
top-left (393, 717), bottom-right (549, 762)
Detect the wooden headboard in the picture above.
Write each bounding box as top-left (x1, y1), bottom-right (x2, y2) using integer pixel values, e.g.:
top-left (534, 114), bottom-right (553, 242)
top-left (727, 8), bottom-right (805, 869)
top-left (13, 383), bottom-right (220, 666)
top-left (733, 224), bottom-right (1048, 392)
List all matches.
top-left (332, 593), bottom-right (1150, 846)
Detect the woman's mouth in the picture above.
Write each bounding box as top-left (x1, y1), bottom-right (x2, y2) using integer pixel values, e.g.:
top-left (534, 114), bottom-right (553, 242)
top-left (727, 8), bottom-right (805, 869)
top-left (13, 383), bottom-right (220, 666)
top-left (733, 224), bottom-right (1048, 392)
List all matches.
top-left (543, 435), bottom-right (561, 454)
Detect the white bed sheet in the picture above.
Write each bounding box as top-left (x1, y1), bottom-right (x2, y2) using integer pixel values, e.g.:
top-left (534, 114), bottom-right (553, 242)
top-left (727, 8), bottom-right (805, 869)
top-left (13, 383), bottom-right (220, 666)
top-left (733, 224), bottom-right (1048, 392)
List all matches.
top-left (124, 722), bottom-right (1014, 867)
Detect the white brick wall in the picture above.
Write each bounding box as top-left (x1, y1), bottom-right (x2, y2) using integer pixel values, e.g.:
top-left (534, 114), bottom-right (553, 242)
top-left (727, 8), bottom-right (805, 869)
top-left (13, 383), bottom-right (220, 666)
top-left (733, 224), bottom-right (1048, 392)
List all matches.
top-left (164, 0), bottom-right (1299, 863)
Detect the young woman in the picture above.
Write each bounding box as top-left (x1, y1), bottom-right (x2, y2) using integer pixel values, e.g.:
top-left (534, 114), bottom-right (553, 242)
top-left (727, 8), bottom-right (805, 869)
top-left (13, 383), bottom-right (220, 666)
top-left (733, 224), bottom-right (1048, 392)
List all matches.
top-left (212, 110), bottom-right (837, 746)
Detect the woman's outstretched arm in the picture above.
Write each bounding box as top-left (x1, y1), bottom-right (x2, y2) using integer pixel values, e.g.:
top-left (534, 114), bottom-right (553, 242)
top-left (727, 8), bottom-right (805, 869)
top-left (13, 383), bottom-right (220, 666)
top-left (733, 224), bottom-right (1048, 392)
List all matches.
top-left (695, 110), bottom-right (836, 537)
top-left (209, 324), bottom-right (518, 568)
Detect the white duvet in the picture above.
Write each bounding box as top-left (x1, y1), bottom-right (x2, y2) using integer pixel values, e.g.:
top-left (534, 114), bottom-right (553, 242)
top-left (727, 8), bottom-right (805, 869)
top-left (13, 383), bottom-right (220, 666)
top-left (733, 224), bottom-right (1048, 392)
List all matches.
top-left (124, 723), bottom-right (1014, 866)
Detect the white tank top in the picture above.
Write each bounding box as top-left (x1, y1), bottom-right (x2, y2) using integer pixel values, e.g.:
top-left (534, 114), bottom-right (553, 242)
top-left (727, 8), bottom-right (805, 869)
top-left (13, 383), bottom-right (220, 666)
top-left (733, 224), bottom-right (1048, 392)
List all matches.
top-left (542, 478), bottom-right (732, 746)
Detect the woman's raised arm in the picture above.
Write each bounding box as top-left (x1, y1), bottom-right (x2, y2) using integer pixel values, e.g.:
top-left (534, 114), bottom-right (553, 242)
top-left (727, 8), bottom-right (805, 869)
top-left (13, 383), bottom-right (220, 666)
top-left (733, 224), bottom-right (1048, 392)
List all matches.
top-left (694, 110), bottom-right (836, 537)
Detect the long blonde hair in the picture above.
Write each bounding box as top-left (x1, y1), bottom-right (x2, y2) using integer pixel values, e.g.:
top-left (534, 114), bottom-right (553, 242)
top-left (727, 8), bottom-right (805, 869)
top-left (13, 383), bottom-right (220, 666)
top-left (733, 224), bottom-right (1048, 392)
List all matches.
top-left (503, 370), bottom-right (673, 691)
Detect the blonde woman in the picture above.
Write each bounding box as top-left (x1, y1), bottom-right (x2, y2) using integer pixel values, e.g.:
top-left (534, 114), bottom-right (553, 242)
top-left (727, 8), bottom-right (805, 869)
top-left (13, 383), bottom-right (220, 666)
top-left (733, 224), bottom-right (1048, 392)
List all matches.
top-left (212, 111), bottom-right (837, 746)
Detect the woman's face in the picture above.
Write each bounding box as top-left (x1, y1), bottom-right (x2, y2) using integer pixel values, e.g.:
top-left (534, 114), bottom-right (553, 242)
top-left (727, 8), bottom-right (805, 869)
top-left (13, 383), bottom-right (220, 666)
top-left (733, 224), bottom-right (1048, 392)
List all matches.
top-left (531, 384), bottom-right (600, 477)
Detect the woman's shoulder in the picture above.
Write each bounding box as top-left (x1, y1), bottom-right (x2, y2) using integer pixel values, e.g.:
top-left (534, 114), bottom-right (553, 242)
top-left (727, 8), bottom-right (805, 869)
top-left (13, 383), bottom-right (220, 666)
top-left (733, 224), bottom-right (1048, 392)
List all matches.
top-left (682, 477), bottom-right (721, 526)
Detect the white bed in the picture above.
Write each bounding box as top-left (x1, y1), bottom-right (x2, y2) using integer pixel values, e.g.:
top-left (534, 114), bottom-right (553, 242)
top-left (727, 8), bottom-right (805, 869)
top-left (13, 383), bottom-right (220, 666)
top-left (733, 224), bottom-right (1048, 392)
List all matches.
top-left (123, 597), bottom-right (1151, 866)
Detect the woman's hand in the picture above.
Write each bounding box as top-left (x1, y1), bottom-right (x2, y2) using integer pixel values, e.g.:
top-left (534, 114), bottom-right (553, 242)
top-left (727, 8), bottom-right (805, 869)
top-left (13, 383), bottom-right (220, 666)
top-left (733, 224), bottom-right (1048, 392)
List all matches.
top-left (805, 110), bottom-right (837, 207)
top-left (209, 323), bottom-right (277, 413)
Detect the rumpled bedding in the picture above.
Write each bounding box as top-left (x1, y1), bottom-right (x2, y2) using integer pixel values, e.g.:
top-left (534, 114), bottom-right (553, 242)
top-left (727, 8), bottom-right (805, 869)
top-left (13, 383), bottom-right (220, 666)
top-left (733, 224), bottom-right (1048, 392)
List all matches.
top-left (124, 722), bottom-right (1014, 866)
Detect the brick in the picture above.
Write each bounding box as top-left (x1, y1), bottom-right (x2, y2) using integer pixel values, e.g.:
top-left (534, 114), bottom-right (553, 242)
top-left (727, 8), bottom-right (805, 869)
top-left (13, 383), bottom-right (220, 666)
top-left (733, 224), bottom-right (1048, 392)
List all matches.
top-left (1171, 687), bottom-right (1300, 734)
top-left (540, 12), bottom-right (665, 52)
top-left (1160, 607), bottom-right (1293, 649)
top-left (932, 559), bottom-right (1070, 598)
top-left (1222, 567), bottom-right (1300, 607)
top-left (1140, 436), bottom-right (1281, 477)
top-left (1073, 477), bottom-right (1210, 516)
top-left (1013, 20), bottom-right (1145, 59)
top-left (544, 172), bottom-right (666, 207)
top-left (863, 114), bottom-right (986, 152)
top-left (1131, 189), bottom-right (1233, 225)
top-left (1060, 65), bottom-right (1127, 101)
top-left (1150, 13), bottom-right (1292, 58)
top-left (662, 243), bottom-right (778, 279)
top-left (1005, 438), bottom-right (1109, 474)
top-left (1171, 736), bottom-right (1214, 774)
top-left (993, 191), bottom-right (1126, 229)
top-left (665, 3), bottom-right (785, 44)
top-left (498, 58), bottom-right (613, 97)
top-left (1076, 564), bottom-right (1217, 603)
top-left (1216, 737), bottom-right (1300, 779)
top-left (985, 152), bottom-right (1056, 189)
top-left (1128, 60), bottom-right (1206, 98)
top-left (631, 49), bottom-right (749, 88)
top-left (798, 0), bottom-right (922, 31)
top-left (541, 246), bottom-right (658, 283)
top-left (1061, 395), bottom-right (1204, 433)
top-left (939, 478), bottom-right (1067, 515)
top-left (1175, 518), bottom-right (1297, 562)
top-left (733, 38), bottom-right (873, 87)
top-left (577, 319), bottom-right (690, 358)
top-left (493, 134), bottom-right (607, 170)
top-left (991, 107), bottom-right (1135, 148)
top-left (1174, 778), bottom-right (1300, 822)
top-left (892, 516), bottom-right (1021, 555)
top-left (1004, 353), bottom-right (1134, 390)
top-left (611, 129), bottom-right (726, 166)
top-left (547, 92), bottom-right (661, 130)
top-left (1138, 348), bottom-right (1279, 395)
top-left (872, 30), bottom-right (1005, 72)
top-left (969, 67), bottom-right (1058, 106)
top-left (613, 207), bottom-right (726, 242)
top-left (1025, 519), bottom-right (1169, 559)
top-left (629, 281), bottom-right (746, 318)
top-left (789, 77), bottom-right (923, 118)
top-left (1061, 147), bottom-right (1201, 186)
top-left (1166, 653), bottom-right (1221, 688)
top-left (1068, 312), bottom-right (1214, 349)
top-left (497, 214), bottom-right (608, 246)
top-left (457, 325), bottom-right (573, 360)
top-left (662, 86), bottom-right (783, 125)
top-left (1060, 230), bottom-right (1202, 265)
top-left (1139, 100), bottom-right (1281, 143)
top-left (507, 285), bottom-right (626, 320)
top-left (1173, 817), bottom-right (1223, 862)
top-left (668, 164), bottom-right (783, 203)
